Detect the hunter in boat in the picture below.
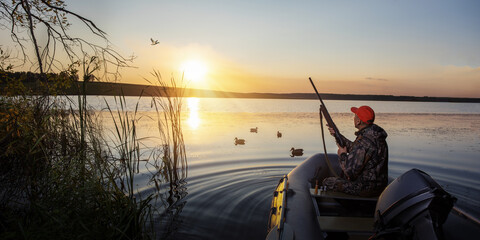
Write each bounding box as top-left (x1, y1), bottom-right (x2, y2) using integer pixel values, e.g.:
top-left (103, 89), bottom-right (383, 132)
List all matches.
top-left (267, 79), bottom-right (480, 239)
top-left (321, 105), bottom-right (388, 197)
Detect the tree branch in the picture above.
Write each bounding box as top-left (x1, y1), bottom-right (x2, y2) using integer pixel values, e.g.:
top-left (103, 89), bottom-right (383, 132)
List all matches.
top-left (0, 0), bottom-right (134, 81)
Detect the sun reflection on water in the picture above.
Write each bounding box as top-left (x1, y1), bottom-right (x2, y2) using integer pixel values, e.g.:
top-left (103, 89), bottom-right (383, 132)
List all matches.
top-left (187, 97), bottom-right (201, 129)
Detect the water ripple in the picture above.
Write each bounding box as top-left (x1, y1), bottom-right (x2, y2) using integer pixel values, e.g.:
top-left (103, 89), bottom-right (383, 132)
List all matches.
top-left (157, 163), bottom-right (292, 240)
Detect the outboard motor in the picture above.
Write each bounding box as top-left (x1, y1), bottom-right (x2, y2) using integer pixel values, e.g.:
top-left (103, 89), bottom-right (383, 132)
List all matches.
top-left (373, 169), bottom-right (456, 240)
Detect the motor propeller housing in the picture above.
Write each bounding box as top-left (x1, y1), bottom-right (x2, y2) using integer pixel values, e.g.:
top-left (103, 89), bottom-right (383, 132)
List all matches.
top-left (373, 169), bottom-right (456, 240)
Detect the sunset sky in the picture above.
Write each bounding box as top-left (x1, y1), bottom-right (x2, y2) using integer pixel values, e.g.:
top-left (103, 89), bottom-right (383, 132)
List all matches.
top-left (3, 0), bottom-right (480, 98)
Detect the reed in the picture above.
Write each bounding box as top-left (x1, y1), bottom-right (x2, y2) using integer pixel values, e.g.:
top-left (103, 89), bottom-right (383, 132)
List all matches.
top-left (143, 71), bottom-right (188, 238)
top-left (0, 68), bottom-right (187, 239)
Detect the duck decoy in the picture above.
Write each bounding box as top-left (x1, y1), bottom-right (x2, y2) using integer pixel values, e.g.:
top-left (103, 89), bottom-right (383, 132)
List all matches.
top-left (250, 127), bottom-right (258, 133)
top-left (277, 131), bottom-right (282, 138)
top-left (234, 137), bottom-right (246, 145)
top-left (290, 147), bottom-right (304, 157)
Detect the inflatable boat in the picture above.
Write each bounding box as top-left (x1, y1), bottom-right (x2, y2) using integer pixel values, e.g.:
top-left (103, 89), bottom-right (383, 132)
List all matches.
top-left (266, 153), bottom-right (480, 240)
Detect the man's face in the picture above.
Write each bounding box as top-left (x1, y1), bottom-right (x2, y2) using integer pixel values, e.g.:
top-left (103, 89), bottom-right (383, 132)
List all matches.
top-left (354, 114), bottom-right (361, 129)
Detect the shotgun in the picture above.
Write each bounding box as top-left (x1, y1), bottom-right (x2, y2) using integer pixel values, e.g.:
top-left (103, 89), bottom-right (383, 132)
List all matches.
top-left (309, 77), bottom-right (346, 148)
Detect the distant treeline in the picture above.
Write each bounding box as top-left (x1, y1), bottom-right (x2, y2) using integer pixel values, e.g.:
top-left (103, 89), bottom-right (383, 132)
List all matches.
top-left (1, 71), bottom-right (479, 103)
top-left (0, 70), bottom-right (77, 83)
top-left (59, 81), bottom-right (480, 103)
top-left (0, 70), bottom-right (77, 95)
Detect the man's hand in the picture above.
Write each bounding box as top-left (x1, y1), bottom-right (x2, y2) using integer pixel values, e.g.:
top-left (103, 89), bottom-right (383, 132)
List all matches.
top-left (337, 144), bottom-right (347, 156)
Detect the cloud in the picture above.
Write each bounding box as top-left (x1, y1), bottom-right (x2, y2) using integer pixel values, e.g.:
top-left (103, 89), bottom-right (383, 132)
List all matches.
top-left (365, 77), bottom-right (388, 82)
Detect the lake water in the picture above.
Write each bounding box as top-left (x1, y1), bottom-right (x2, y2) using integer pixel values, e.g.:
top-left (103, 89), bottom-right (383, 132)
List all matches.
top-left (82, 96), bottom-right (480, 239)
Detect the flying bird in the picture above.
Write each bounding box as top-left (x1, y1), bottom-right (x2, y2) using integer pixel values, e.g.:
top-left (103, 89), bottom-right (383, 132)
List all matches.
top-left (150, 38), bottom-right (159, 45)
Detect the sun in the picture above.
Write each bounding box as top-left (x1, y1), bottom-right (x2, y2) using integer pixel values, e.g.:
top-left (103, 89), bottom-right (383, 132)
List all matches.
top-left (180, 60), bottom-right (207, 83)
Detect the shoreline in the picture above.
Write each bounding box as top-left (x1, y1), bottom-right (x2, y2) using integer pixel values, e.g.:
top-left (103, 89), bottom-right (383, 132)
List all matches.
top-left (10, 81), bottom-right (480, 103)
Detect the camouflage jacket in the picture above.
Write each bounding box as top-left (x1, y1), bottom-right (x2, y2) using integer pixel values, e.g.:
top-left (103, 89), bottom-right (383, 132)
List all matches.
top-left (323, 124), bottom-right (389, 197)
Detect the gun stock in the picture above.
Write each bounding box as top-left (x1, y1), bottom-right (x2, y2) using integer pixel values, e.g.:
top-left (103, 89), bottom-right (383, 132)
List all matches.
top-left (309, 77), bottom-right (346, 148)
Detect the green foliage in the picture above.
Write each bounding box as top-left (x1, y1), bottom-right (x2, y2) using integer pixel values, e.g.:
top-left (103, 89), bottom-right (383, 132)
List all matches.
top-left (0, 95), bottom-right (151, 239)
top-left (0, 70), bottom-right (187, 239)
top-left (1, 2), bottom-right (168, 237)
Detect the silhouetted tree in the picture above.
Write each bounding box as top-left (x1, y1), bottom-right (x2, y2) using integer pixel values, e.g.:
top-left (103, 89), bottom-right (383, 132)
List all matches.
top-left (0, 0), bottom-right (131, 79)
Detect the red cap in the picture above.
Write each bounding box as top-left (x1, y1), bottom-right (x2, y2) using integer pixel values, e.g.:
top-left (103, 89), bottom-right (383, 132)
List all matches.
top-left (351, 105), bottom-right (375, 124)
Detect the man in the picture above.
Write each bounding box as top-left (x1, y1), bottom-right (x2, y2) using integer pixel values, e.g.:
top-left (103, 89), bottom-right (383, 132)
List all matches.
top-left (323, 105), bottom-right (388, 197)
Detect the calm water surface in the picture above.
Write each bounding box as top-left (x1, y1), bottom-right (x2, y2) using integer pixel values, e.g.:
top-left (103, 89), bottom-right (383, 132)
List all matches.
top-left (85, 97), bottom-right (480, 239)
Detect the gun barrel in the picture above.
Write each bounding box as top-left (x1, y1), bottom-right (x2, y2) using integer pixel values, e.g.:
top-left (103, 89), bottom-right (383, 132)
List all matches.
top-left (309, 77), bottom-right (326, 106)
top-left (309, 77), bottom-right (346, 147)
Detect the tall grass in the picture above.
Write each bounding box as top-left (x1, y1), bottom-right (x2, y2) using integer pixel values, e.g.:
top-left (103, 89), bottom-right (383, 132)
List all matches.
top-left (0, 69), bottom-right (188, 239)
top-left (143, 71), bottom-right (188, 238)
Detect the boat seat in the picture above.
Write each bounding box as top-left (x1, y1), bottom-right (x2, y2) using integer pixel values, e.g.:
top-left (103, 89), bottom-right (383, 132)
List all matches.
top-left (311, 188), bottom-right (377, 234)
top-left (317, 216), bottom-right (374, 232)
top-left (310, 188), bottom-right (378, 202)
